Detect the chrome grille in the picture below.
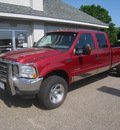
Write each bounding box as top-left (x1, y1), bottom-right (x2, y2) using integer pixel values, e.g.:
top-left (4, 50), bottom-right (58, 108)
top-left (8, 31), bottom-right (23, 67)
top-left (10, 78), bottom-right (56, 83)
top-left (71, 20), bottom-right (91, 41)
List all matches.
top-left (0, 61), bottom-right (7, 82)
top-left (0, 58), bottom-right (19, 83)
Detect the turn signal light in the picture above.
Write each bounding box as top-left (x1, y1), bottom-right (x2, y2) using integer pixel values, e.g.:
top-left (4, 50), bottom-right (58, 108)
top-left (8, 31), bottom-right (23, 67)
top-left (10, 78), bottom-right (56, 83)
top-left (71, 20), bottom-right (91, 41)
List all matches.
top-left (33, 74), bottom-right (37, 78)
top-left (89, 46), bottom-right (91, 54)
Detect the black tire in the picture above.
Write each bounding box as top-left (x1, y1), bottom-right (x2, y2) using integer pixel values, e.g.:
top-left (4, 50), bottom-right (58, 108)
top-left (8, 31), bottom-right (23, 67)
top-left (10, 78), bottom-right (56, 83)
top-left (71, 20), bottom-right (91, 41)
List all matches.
top-left (38, 76), bottom-right (68, 110)
top-left (116, 64), bottom-right (120, 76)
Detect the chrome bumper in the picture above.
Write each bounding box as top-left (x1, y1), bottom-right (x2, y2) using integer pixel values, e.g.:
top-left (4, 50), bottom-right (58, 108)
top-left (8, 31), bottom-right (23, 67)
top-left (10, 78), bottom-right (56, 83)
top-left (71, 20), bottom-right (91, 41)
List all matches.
top-left (0, 59), bottom-right (43, 96)
top-left (13, 77), bottom-right (43, 95)
top-left (8, 63), bottom-right (43, 95)
top-left (7, 63), bottom-right (43, 96)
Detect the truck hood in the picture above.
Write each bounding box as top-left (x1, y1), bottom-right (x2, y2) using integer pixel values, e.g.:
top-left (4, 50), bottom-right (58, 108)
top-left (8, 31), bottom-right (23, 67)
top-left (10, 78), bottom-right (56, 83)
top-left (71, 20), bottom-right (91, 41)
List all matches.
top-left (0, 48), bottom-right (62, 63)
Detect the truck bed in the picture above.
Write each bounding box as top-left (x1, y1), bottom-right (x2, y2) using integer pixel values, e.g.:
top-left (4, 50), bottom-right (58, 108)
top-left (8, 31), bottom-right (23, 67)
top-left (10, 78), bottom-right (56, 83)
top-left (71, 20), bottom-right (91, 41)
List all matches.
top-left (111, 47), bottom-right (120, 68)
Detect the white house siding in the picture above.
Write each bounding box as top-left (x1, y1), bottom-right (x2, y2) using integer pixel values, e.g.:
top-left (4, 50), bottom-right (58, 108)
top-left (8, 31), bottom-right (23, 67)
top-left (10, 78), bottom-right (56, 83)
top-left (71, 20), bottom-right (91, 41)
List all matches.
top-left (32, 0), bottom-right (43, 11)
top-left (32, 22), bottom-right (45, 42)
top-left (0, 0), bottom-right (43, 11)
top-left (0, 0), bottom-right (31, 7)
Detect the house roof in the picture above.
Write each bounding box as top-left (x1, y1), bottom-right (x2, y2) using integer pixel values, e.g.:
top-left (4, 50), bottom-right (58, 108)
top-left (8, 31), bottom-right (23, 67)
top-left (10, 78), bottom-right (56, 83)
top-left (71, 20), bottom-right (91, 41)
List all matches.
top-left (0, 0), bottom-right (108, 28)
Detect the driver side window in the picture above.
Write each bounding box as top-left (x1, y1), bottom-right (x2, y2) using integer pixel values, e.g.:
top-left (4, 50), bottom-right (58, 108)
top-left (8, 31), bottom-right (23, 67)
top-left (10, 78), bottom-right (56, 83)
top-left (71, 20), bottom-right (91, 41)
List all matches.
top-left (76, 33), bottom-right (95, 50)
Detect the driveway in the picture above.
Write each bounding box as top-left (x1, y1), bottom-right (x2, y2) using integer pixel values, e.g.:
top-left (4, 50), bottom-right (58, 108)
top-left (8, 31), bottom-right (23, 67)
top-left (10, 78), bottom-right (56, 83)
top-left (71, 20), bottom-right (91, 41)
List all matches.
top-left (0, 70), bottom-right (120, 130)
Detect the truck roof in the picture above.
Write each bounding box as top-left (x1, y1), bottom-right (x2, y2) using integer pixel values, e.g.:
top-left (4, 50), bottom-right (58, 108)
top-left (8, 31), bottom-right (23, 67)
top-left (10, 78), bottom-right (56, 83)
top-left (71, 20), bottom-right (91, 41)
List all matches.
top-left (47, 30), bottom-right (105, 34)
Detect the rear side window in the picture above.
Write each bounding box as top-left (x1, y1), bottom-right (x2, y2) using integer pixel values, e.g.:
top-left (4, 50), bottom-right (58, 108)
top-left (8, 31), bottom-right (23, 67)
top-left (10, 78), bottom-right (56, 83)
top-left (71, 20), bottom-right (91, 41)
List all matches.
top-left (76, 33), bottom-right (95, 50)
top-left (95, 34), bottom-right (108, 49)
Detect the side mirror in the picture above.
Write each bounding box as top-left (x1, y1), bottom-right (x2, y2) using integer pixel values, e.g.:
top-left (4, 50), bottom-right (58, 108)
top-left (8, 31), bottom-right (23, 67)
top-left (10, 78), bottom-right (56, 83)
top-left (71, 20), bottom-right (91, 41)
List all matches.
top-left (74, 46), bottom-right (83, 55)
top-left (83, 44), bottom-right (91, 55)
top-left (74, 44), bottom-right (91, 55)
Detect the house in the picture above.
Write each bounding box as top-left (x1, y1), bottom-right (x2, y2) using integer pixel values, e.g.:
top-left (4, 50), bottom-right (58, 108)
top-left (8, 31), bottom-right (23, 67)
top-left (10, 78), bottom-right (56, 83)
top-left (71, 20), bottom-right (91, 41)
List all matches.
top-left (0, 0), bottom-right (108, 53)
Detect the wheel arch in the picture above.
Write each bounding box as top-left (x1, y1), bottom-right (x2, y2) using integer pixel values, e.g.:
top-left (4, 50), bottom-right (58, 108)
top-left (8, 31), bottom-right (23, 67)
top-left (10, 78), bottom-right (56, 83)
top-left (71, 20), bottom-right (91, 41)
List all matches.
top-left (44, 69), bottom-right (70, 85)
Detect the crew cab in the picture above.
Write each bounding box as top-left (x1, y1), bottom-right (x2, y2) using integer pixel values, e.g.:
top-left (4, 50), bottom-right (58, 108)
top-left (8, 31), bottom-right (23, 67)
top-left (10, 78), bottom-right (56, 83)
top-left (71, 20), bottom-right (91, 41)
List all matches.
top-left (0, 30), bottom-right (120, 109)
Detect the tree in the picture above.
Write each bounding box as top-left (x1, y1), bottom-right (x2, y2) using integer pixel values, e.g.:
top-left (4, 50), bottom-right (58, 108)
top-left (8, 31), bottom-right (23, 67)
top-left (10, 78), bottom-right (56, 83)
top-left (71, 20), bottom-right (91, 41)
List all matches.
top-left (118, 32), bottom-right (120, 40)
top-left (117, 27), bottom-right (120, 40)
top-left (106, 23), bottom-right (118, 44)
top-left (80, 4), bottom-right (119, 44)
top-left (80, 4), bottom-right (112, 24)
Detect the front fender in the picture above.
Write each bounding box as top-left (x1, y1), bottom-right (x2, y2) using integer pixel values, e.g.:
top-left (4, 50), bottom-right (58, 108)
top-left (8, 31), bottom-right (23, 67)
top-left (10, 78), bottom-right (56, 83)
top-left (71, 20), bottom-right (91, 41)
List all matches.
top-left (38, 63), bottom-right (72, 84)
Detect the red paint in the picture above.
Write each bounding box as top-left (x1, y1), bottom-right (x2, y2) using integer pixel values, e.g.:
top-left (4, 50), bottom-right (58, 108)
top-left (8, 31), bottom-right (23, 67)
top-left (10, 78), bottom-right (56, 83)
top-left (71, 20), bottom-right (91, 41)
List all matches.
top-left (0, 30), bottom-right (120, 85)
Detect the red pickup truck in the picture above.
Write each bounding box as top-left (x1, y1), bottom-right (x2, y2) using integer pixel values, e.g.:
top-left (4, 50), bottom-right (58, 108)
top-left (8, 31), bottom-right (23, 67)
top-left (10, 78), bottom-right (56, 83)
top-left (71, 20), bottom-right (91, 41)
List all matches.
top-left (0, 30), bottom-right (120, 109)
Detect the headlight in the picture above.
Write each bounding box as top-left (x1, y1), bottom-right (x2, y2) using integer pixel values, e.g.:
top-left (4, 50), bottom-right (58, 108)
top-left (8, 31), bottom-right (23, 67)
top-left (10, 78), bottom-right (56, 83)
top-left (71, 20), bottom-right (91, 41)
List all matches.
top-left (20, 65), bottom-right (37, 79)
top-left (12, 65), bottom-right (19, 77)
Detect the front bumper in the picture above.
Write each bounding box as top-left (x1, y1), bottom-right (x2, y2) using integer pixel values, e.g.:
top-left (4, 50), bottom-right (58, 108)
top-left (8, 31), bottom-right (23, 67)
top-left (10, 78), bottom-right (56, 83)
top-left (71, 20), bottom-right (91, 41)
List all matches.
top-left (0, 58), bottom-right (43, 96)
top-left (7, 64), bottom-right (43, 96)
top-left (13, 77), bottom-right (43, 96)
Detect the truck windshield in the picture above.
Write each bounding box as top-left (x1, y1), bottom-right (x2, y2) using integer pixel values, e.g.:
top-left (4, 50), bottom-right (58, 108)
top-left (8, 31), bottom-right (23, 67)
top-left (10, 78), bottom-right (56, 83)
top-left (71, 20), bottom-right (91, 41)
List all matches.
top-left (34, 32), bottom-right (78, 50)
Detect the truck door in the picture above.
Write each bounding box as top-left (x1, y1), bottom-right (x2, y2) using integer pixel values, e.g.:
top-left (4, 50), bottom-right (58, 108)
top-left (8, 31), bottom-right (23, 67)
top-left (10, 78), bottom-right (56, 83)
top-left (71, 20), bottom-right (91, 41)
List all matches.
top-left (95, 33), bottom-right (111, 73)
top-left (71, 32), bottom-right (98, 82)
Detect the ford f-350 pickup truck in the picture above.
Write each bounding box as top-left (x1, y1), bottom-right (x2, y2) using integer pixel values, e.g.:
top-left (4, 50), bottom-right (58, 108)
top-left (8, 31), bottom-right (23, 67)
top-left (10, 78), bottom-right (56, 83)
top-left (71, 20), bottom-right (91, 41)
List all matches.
top-left (0, 30), bottom-right (120, 109)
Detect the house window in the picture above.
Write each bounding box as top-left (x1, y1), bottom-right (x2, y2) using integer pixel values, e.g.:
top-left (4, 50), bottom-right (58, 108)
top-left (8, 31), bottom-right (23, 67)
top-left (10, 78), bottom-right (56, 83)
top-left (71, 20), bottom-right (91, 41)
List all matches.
top-left (0, 30), bottom-right (28, 54)
top-left (15, 31), bottom-right (28, 49)
top-left (0, 31), bottom-right (12, 54)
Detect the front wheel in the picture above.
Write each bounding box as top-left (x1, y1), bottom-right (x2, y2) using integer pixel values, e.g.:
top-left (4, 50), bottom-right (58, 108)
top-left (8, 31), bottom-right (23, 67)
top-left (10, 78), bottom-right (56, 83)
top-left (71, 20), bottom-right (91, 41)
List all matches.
top-left (38, 76), bottom-right (68, 109)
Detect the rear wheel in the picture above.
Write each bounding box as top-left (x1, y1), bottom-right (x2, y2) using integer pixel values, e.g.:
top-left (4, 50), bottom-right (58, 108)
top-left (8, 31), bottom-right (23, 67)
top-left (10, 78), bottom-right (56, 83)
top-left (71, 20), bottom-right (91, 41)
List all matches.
top-left (116, 64), bottom-right (120, 76)
top-left (38, 76), bottom-right (68, 109)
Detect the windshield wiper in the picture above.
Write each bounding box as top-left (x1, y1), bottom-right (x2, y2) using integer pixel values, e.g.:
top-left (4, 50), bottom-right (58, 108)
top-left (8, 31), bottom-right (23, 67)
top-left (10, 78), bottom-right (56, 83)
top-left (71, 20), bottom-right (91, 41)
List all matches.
top-left (40, 46), bottom-right (56, 49)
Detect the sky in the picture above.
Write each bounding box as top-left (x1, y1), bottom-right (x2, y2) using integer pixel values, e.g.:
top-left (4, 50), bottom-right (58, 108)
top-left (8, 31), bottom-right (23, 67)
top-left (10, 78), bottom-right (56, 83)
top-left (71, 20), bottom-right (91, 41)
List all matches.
top-left (62, 0), bottom-right (120, 27)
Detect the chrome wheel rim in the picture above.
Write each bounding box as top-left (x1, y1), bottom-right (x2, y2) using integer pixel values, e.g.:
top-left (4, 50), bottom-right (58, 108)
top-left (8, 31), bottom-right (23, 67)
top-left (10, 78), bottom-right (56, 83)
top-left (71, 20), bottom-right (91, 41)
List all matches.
top-left (49, 84), bottom-right (65, 104)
